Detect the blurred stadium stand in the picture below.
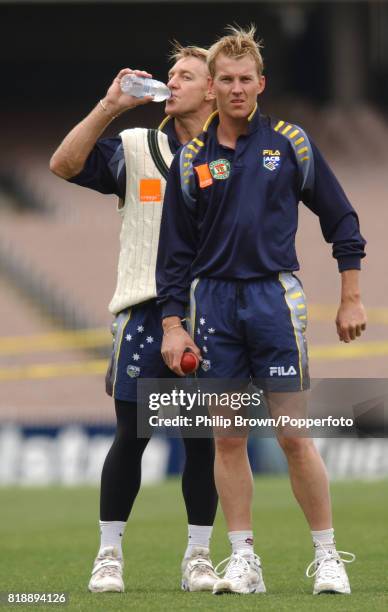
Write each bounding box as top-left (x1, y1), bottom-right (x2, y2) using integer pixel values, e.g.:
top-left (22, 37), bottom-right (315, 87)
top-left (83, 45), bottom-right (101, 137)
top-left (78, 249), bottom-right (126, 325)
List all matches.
top-left (1, 1), bottom-right (387, 484)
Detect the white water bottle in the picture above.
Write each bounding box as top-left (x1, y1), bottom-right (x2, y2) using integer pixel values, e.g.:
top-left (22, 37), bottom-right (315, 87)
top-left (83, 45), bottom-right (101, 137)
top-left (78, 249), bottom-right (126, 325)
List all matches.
top-left (120, 74), bottom-right (171, 102)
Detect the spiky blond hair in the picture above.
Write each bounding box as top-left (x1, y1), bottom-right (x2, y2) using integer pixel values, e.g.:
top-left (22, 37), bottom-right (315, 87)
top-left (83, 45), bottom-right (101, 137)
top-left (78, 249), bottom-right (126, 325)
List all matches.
top-left (169, 41), bottom-right (208, 65)
top-left (207, 25), bottom-right (264, 77)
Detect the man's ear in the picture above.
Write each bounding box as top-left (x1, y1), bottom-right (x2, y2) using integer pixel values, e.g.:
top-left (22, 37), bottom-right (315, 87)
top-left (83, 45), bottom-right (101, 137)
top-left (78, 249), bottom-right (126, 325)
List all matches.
top-left (205, 75), bottom-right (216, 101)
top-left (257, 75), bottom-right (266, 95)
top-left (205, 90), bottom-right (217, 102)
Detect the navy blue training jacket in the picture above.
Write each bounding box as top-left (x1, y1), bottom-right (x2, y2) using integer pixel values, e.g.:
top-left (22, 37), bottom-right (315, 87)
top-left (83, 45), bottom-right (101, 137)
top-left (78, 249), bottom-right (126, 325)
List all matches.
top-left (156, 106), bottom-right (366, 319)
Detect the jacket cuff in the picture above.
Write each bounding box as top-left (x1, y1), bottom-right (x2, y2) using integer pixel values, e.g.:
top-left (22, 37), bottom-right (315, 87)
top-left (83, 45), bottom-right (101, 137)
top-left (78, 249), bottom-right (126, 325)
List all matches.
top-left (161, 300), bottom-right (186, 320)
top-left (337, 255), bottom-right (361, 272)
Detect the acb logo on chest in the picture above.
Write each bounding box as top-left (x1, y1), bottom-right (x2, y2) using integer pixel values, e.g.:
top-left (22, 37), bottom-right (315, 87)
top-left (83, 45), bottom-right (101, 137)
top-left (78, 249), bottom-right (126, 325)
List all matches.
top-left (262, 149), bottom-right (281, 172)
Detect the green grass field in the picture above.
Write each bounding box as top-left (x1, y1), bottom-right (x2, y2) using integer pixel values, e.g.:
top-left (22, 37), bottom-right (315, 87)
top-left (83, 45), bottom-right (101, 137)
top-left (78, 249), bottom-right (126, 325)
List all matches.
top-left (2, 477), bottom-right (387, 611)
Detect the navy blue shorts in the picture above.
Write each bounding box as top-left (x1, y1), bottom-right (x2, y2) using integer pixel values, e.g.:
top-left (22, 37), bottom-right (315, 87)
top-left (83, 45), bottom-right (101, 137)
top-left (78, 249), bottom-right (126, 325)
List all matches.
top-left (105, 300), bottom-right (176, 402)
top-left (189, 273), bottom-right (310, 392)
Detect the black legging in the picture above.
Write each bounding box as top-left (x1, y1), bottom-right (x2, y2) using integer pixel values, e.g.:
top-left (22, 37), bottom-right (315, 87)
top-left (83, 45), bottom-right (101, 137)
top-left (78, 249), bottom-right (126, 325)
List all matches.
top-left (100, 400), bottom-right (218, 525)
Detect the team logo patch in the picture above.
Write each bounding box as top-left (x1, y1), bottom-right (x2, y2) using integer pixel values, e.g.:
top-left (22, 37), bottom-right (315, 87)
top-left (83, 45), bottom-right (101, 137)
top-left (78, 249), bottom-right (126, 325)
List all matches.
top-left (209, 159), bottom-right (231, 180)
top-left (262, 149), bottom-right (281, 172)
top-left (201, 359), bottom-right (211, 372)
top-left (127, 365), bottom-right (140, 378)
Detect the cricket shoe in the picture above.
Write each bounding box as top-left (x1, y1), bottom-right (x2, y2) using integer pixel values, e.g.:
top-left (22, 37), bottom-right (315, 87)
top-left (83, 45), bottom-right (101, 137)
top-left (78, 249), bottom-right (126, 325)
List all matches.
top-left (88, 546), bottom-right (124, 593)
top-left (306, 545), bottom-right (355, 595)
top-left (212, 551), bottom-right (266, 595)
top-left (181, 546), bottom-right (218, 592)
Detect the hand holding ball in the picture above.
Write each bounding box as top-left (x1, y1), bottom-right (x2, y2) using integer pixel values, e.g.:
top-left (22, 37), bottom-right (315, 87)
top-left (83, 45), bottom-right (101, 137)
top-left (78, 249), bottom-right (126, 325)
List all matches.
top-left (180, 351), bottom-right (199, 374)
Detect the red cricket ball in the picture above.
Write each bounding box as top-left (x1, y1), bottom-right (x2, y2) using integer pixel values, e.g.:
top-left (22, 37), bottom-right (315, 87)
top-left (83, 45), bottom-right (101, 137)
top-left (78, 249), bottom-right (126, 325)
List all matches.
top-left (180, 351), bottom-right (199, 374)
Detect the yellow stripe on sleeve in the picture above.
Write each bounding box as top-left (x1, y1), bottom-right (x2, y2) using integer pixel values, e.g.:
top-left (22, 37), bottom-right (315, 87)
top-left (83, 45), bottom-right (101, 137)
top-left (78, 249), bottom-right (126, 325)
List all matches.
top-left (274, 120), bottom-right (285, 131)
top-left (193, 138), bottom-right (204, 147)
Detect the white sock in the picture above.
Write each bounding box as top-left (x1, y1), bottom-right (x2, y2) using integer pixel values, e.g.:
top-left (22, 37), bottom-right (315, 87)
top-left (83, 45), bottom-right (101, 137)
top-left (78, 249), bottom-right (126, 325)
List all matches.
top-left (98, 520), bottom-right (126, 559)
top-left (228, 530), bottom-right (254, 555)
top-left (184, 524), bottom-right (213, 558)
top-left (311, 528), bottom-right (336, 559)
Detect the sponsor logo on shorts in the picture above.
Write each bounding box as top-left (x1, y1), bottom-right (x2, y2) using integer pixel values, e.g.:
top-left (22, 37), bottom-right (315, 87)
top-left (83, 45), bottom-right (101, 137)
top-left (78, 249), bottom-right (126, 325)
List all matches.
top-left (269, 365), bottom-right (297, 376)
top-left (209, 159), bottom-right (231, 180)
top-left (201, 359), bottom-right (211, 372)
top-left (262, 149), bottom-right (281, 171)
top-left (127, 365), bottom-right (140, 378)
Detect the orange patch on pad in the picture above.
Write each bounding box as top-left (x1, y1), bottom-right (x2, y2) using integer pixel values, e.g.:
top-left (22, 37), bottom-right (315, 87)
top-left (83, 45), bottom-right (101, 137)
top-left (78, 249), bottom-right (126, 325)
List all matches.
top-left (194, 164), bottom-right (213, 188)
top-left (140, 179), bottom-right (162, 202)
